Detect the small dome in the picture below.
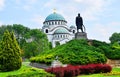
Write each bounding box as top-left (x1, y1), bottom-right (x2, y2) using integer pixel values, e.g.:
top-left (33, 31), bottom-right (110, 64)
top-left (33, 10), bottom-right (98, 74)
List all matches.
top-left (70, 25), bottom-right (76, 28)
top-left (54, 28), bottom-right (69, 34)
top-left (45, 13), bottom-right (65, 21)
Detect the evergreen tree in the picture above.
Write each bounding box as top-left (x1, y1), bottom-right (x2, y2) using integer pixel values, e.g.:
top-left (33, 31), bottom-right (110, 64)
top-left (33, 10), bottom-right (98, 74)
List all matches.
top-left (0, 25), bottom-right (50, 58)
top-left (109, 32), bottom-right (120, 44)
top-left (0, 30), bottom-right (22, 71)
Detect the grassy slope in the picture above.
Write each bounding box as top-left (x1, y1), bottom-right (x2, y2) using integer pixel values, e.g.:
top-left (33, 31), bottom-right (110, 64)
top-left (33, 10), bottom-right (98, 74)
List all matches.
top-left (30, 39), bottom-right (107, 65)
top-left (0, 62), bottom-right (52, 77)
top-left (78, 68), bottom-right (120, 77)
top-left (0, 64), bottom-right (30, 77)
top-left (1, 62), bottom-right (119, 77)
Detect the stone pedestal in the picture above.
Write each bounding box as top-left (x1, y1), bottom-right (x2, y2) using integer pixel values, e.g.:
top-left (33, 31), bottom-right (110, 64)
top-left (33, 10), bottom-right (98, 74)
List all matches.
top-left (75, 32), bottom-right (87, 39)
top-left (51, 60), bottom-right (62, 67)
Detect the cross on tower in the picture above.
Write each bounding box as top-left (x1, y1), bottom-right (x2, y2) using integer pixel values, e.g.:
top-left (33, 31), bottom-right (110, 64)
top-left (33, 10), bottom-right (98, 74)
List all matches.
top-left (53, 8), bottom-right (56, 13)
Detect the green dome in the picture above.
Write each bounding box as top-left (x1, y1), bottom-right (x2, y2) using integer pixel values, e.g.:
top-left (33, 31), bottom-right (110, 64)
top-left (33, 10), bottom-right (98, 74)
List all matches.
top-left (54, 28), bottom-right (69, 34)
top-left (45, 13), bottom-right (65, 21)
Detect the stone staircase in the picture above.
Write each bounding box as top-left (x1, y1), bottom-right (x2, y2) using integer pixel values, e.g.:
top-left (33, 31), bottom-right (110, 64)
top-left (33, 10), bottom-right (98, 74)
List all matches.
top-left (107, 59), bottom-right (120, 67)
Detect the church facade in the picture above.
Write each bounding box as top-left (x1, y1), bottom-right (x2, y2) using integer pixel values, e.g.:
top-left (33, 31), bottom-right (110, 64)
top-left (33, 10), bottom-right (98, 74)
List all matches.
top-left (42, 12), bottom-right (76, 47)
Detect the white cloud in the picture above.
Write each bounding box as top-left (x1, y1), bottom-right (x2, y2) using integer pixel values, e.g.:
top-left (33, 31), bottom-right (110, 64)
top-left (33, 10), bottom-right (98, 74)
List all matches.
top-left (43, 0), bottom-right (112, 25)
top-left (26, 0), bottom-right (38, 4)
top-left (15, 0), bottom-right (38, 4)
top-left (88, 21), bottom-right (120, 42)
top-left (15, 0), bottom-right (38, 11)
top-left (44, 0), bottom-right (56, 8)
top-left (23, 5), bottom-right (32, 11)
top-left (74, 0), bottom-right (84, 3)
top-left (15, 0), bottom-right (21, 4)
top-left (0, 21), bottom-right (3, 26)
top-left (0, 0), bottom-right (5, 10)
top-left (31, 15), bottom-right (45, 28)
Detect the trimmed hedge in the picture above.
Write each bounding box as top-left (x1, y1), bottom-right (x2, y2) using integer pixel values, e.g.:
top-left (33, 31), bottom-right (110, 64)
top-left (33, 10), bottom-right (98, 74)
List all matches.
top-left (45, 64), bottom-right (112, 77)
top-left (79, 64), bottom-right (112, 74)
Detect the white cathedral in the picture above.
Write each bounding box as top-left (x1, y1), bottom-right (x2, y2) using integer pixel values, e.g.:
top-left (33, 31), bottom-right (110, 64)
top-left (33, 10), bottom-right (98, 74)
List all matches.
top-left (42, 12), bottom-right (77, 47)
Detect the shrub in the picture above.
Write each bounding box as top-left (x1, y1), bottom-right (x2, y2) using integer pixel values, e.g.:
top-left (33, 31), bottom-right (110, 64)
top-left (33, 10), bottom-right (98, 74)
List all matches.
top-left (0, 30), bottom-right (22, 71)
top-left (65, 65), bottom-right (80, 76)
top-left (30, 39), bottom-right (107, 65)
top-left (45, 64), bottom-right (112, 76)
top-left (79, 64), bottom-right (112, 74)
top-left (45, 65), bottom-right (80, 77)
top-left (64, 65), bottom-right (76, 77)
top-left (79, 64), bottom-right (95, 74)
top-left (102, 64), bottom-right (112, 73)
top-left (92, 40), bottom-right (120, 60)
top-left (45, 67), bottom-right (64, 77)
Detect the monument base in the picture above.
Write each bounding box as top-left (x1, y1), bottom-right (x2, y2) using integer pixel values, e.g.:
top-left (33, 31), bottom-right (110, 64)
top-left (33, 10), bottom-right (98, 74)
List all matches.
top-left (51, 60), bottom-right (62, 67)
top-left (75, 32), bottom-right (87, 39)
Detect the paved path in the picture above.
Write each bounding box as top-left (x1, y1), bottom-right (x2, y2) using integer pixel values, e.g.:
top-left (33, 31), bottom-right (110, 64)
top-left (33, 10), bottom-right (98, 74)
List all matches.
top-left (29, 62), bottom-right (50, 69)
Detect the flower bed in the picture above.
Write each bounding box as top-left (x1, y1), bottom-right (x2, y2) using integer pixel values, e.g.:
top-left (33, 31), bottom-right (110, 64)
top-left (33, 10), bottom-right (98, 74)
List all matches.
top-left (45, 64), bottom-right (112, 77)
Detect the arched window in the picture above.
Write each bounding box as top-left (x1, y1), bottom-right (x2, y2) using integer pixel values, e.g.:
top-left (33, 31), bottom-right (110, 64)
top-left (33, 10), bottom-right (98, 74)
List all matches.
top-left (61, 35), bottom-right (62, 38)
top-left (62, 21), bottom-right (64, 25)
top-left (63, 22), bottom-right (65, 25)
top-left (49, 22), bottom-right (51, 25)
top-left (61, 21), bottom-right (62, 25)
top-left (52, 22), bottom-right (54, 25)
top-left (55, 21), bottom-right (57, 25)
top-left (58, 21), bottom-right (60, 25)
top-left (45, 29), bottom-right (48, 33)
top-left (73, 30), bottom-right (75, 33)
top-left (63, 35), bottom-right (65, 38)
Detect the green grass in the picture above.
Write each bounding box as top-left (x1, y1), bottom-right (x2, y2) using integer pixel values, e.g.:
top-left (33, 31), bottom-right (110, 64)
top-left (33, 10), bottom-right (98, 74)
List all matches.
top-left (78, 67), bottom-right (120, 77)
top-left (0, 62), bottom-right (54, 77)
top-left (1, 62), bottom-right (120, 77)
top-left (0, 64), bottom-right (30, 77)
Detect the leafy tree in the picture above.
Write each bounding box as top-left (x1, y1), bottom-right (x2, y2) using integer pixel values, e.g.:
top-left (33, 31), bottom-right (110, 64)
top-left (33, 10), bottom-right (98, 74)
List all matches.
top-left (109, 32), bottom-right (120, 44)
top-left (12, 24), bottom-right (30, 44)
top-left (23, 41), bottom-right (40, 58)
top-left (55, 41), bottom-right (60, 46)
top-left (0, 25), bottom-right (50, 58)
top-left (0, 25), bottom-right (8, 40)
top-left (22, 29), bottom-right (49, 58)
top-left (0, 30), bottom-right (22, 71)
top-left (49, 42), bottom-right (53, 49)
top-left (92, 40), bottom-right (120, 60)
top-left (112, 42), bottom-right (120, 49)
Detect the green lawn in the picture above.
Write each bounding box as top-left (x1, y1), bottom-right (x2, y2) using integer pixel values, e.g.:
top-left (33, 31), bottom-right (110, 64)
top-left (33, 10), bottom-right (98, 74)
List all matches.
top-left (0, 62), bottom-right (54, 77)
top-left (0, 64), bottom-right (30, 77)
top-left (1, 62), bottom-right (120, 77)
top-left (78, 67), bottom-right (120, 77)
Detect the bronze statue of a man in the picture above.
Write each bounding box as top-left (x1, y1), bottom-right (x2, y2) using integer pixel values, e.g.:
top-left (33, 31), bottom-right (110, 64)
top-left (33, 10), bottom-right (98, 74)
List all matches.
top-left (76, 13), bottom-right (84, 32)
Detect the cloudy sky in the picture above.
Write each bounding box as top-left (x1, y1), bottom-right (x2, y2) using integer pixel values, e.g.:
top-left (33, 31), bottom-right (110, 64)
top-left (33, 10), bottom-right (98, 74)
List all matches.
top-left (0, 0), bottom-right (120, 42)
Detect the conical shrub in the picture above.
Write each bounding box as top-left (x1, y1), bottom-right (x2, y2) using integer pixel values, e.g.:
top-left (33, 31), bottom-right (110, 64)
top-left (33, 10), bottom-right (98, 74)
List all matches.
top-left (0, 30), bottom-right (22, 71)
